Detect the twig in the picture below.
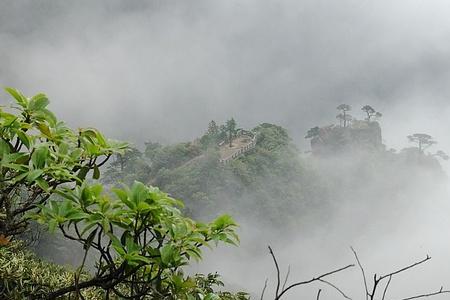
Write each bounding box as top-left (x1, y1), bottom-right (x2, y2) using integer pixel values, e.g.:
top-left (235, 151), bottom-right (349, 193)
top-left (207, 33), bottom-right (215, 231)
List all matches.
top-left (316, 289), bottom-right (322, 300)
top-left (396, 287), bottom-right (450, 300)
top-left (268, 246), bottom-right (281, 298)
top-left (282, 265), bottom-right (290, 291)
top-left (260, 278), bottom-right (268, 300)
top-left (379, 256), bottom-right (431, 281)
top-left (381, 275), bottom-right (392, 300)
top-left (318, 279), bottom-right (352, 300)
top-left (275, 264), bottom-right (354, 300)
top-left (351, 247), bottom-right (369, 300)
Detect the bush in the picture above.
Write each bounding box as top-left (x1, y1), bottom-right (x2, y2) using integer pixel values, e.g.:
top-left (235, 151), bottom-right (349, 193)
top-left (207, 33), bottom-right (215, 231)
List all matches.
top-left (0, 241), bottom-right (103, 299)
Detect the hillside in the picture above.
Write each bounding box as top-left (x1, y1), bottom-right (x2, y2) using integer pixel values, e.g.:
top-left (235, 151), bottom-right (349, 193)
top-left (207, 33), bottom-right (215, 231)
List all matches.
top-left (103, 118), bottom-right (447, 232)
top-left (103, 122), bottom-right (317, 227)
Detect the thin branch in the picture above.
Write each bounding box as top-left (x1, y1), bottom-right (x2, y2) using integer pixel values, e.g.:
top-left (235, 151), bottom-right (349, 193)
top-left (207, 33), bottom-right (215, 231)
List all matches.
top-left (316, 289), bottom-right (322, 300)
top-left (396, 287), bottom-right (450, 300)
top-left (318, 279), bottom-right (352, 300)
top-left (268, 246), bottom-right (281, 298)
top-left (275, 264), bottom-right (354, 300)
top-left (260, 278), bottom-right (268, 300)
top-left (382, 275), bottom-right (392, 300)
top-left (379, 256), bottom-right (431, 281)
top-left (282, 265), bottom-right (290, 291)
top-left (351, 247), bottom-right (369, 300)
top-left (97, 154), bottom-right (112, 167)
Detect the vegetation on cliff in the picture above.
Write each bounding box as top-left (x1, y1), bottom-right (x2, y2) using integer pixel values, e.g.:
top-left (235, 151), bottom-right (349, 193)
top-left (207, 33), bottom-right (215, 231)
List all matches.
top-left (103, 105), bottom-right (447, 233)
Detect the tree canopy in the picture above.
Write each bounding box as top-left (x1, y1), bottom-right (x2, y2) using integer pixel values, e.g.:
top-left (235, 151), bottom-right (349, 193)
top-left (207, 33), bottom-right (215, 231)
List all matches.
top-left (0, 88), bottom-right (127, 238)
top-left (361, 105), bottom-right (382, 122)
top-left (336, 104), bottom-right (352, 127)
top-left (407, 133), bottom-right (437, 152)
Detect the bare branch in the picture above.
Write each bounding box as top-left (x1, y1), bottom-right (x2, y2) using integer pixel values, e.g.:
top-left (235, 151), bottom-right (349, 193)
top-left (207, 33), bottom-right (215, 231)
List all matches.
top-left (396, 287), bottom-right (450, 300)
top-left (275, 264), bottom-right (354, 300)
top-left (379, 255), bottom-right (431, 281)
top-left (282, 265), bottom-right (290, 291)
top-left (351, 247), bottom-right (369, 300)
top-left (260, 278), bottom-right (268, 300)
top-left (316, 289), bottom-right (322, 300)
top-left (268, 246), bottom-right (281, 298)
top-left (350, 251), bottom-right (447, 300)
top-left (381, 275), bottom-right (392, 300)
top-left (318, 279), bottom-right (352, 300)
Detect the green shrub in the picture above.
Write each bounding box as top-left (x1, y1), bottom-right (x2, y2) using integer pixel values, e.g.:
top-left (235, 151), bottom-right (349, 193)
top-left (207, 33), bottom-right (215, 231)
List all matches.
top-left (0, 241), bottom-right (104, 299)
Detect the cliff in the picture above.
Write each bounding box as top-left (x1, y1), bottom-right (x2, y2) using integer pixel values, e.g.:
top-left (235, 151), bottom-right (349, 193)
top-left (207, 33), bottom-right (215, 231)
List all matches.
top-left (311, 120), bottom-right (383, 155)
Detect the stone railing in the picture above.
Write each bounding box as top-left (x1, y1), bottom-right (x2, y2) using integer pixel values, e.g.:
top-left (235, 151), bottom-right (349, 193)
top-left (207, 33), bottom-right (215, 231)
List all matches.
top-left (219, 133), bottom-right (257, 164)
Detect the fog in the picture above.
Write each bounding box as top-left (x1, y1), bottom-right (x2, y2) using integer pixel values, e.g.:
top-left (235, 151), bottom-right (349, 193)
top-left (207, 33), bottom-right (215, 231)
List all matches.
top-left (2, 1), bottom-right (450, 299)
top-left (194, 150), bottom-right (450, 299)
top-left (1, 1), bottom-right (450, 149)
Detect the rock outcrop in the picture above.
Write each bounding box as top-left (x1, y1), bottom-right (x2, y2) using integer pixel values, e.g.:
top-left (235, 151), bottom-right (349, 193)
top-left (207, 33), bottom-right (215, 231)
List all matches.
top-left (311, 121), bottom-right (383, 155)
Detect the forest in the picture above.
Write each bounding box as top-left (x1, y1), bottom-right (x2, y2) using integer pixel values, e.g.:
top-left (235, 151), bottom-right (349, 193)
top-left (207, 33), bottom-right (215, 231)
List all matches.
top-left (1, 88), bottom-right (449, 299)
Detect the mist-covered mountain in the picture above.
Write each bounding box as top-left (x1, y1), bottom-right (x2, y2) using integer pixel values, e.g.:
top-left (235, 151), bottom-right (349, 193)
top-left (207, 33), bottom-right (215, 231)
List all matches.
top-left (102, 118), bottom-right (446, 234)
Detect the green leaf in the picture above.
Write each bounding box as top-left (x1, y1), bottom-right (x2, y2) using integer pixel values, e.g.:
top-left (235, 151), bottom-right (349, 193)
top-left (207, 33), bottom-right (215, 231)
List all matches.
top-left (27, 169), bottom-right (44, 182)
top-left (186, 248), bottom-right (202, 261)
top-left (70, 148), bottom-right (83, 160)
top-left (11, 172), bottom-right (28, 184)
top-left (35, 178), bottom-right (50, 191)
top-left (130, 181), bottom-right (148, 206)
top-left (80, 222), bottom-right (98, 237)
top-left (77, 166), bottom-right (89, 181)
top-left (41, 109), bottom-right (57, 126)
top-left (5, 87), bottom-right (28, 108)
top-left (93, 165), bottom-right (100, 179)
top-left (110, 234), bottom-right (126, 256)
top-left (90, 184), bottom-right (103, 197)
top-left (204, 293), bottom-right (220, 300)
top-left (37, 123), bottom-right (52, 138)
top-left (84, 228), bottom-right (98, 250)
top-left (58, 142), bottom-right (69, 155)
top-left (160, 244), bottom-right (176, 266)
top-left (16, 130), bottom-right (30, 149)
top-left (0, 138), bottom-right (11, 155)
top-left (31, 146), bottom-right (49, 169)
top-left (212, 214), bottom-right (237, 230)
top-left (136, 201), bottom-right (153, 213)
top-left (113, 187), bottom-right (135, 209)
top-left (125, 235), bottom-right (140, 253)
top-left (48, 219), bottom-right (57, 233)
top-left (29, 93), bottom-right (49, 111)
top-left (124, 253), bottom-right (151, 265)
top-left (66, 211), bottom-right (88, 221)
top-left (95, 131), bottom-right (107, 147)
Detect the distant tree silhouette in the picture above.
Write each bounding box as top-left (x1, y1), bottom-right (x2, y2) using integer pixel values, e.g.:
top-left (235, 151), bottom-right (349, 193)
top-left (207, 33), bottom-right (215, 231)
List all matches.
top-left (434, 150), bottom-right (449, 160)
top-left (336, 104), bottom-right (352, 127)
top-left (407, 133), bottom-right (437, 152)
top-left (226, 118), bottom-right (237, 147)
top-left (305, 126), bottom-right (320, 139)
top-left (200, 120), bottom-right (221, 147)
top-left (361, 105), bottom-right (382, 122)
top-left (207, 120), bottom-right (219, 136)
top-left (336, 113), bottom-right (353, 128)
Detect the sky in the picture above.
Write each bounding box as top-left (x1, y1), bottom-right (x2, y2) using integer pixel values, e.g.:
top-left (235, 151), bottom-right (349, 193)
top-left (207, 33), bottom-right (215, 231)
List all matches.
top-left (1, 0), bottom-right (450, 155)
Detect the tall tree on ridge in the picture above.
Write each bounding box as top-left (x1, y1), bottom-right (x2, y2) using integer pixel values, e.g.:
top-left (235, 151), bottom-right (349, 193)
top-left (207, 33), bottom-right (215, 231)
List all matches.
top-left (336, 104), bottom-right (352, 127)
top-left (361, 105), bottom-right (382, 122)
top-left (226, 118), bottom-right (237, 147)
top-left (407, 133), bottom-right (436, 152)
